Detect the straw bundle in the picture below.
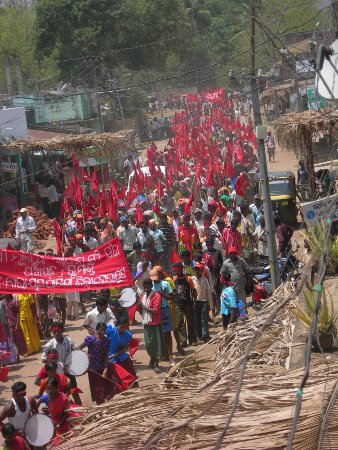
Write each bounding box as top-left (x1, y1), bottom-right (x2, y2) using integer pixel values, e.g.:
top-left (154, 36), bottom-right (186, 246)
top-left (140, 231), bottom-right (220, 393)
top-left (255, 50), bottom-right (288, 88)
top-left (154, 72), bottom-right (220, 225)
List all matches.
top-left (55, 287), bottom-right (338, 450)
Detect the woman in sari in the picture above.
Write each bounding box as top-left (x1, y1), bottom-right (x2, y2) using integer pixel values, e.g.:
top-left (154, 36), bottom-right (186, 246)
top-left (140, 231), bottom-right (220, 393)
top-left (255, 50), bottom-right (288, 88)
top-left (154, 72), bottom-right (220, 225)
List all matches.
top-left (37, 362), bottom-right (70, 396)
top-left (1, 295), bottom-right (27, 359)
top-left (139, 278), bottom-right (164, 374)
top-left (17, 294), bottom-right (40, 355)
top-left (0, 300), bottom-right (16, 364)
top-left (78, 322), bottom-right (111, 405)
top-left (37, 378), bottom-right (70, 435)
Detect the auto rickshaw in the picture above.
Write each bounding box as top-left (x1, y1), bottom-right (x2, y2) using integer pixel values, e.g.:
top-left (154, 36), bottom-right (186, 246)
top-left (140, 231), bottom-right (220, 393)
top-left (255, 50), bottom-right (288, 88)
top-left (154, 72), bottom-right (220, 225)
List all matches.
top-left (258, 171), bottom-right (298, 226)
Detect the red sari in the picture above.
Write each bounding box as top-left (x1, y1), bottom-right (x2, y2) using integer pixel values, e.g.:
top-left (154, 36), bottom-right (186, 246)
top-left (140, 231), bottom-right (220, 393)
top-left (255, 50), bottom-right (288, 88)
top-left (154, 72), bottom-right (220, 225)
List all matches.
top-left (48, 392), bottom-right (70, 434)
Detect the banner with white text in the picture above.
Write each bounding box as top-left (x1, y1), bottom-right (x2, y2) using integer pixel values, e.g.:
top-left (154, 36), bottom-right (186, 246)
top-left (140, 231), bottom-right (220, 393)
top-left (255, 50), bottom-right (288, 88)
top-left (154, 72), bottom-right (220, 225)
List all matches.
top-left (0, 238), bottom-right (133, 294)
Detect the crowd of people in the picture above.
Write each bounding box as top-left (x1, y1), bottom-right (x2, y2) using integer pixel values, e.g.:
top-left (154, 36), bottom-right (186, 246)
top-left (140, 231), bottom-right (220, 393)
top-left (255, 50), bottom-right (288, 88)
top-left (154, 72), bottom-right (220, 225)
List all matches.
top-left (0, 87), bottom-right (300, 448)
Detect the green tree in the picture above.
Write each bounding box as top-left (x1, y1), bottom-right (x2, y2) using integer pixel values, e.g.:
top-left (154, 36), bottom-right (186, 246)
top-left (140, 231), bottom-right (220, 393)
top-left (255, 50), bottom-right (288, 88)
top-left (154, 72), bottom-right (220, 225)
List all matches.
top-left (35, 0), bottom-right (190, 75)
top-left (183, 0), bottom-right (212, 33)
top-left (0, 1), bottom-right (57, 93)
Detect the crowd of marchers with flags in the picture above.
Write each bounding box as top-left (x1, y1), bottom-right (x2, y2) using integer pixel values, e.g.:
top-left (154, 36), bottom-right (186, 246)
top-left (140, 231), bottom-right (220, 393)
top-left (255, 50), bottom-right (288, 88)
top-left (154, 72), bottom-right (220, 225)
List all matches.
top-left (0, 88), bottom-right (296, 447)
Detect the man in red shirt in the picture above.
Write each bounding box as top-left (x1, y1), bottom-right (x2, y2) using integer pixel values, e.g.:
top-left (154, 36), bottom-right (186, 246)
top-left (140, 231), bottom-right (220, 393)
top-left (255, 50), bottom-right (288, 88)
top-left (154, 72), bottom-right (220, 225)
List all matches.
top-left (222, 219), bottom-right (242, 257)
top-left (178, 214), bottom-right (199, 252)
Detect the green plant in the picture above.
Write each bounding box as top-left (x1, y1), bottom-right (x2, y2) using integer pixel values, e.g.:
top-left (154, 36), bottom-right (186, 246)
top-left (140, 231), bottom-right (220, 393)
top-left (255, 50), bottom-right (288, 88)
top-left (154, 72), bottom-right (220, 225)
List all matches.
top-left (302, 225), bottom-right (338, 275)
top-left (290, 286), bottom-right (337, 336)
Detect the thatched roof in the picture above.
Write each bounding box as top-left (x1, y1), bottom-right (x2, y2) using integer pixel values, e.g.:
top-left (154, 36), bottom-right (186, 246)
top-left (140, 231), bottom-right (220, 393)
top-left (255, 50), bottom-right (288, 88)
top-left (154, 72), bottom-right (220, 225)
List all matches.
top-left (273, 109), bottom-right (338, 150)
top-left (4, 130), bottom-right (135, 156)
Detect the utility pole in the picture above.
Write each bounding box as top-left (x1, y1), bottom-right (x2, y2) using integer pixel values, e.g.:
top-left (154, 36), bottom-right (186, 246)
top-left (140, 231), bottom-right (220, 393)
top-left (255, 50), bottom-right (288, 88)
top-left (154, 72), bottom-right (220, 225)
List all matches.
top-left (256, 126), bottom-right (280, 290)
top-left (332, 0), bottom-right (338, 38)
top-left (111, 78), bottom-right (126, 130)
top-left (249, 0), bottom-right (262, 127)
top-left (94, 65), bottom-right (104, 133)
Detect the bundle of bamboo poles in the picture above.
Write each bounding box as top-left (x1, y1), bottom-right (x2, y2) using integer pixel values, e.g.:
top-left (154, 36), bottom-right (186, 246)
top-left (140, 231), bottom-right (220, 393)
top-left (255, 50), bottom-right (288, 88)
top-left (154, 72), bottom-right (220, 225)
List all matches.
top-left (56, 286), bottom-right (338, 450)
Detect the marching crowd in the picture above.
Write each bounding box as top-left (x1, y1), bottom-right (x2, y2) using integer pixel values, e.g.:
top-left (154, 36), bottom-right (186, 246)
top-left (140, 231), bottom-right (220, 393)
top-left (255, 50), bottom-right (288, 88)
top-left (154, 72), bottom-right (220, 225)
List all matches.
top-left (0, 88), bottom-right (298, 448)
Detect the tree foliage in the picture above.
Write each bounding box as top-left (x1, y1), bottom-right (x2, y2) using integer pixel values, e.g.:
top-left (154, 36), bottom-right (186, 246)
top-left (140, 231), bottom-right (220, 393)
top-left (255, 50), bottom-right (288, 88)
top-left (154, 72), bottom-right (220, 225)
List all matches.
top-left (0, 1), bottom-right (57, 93)
top-left (0, 0), bottom-right (331, 96)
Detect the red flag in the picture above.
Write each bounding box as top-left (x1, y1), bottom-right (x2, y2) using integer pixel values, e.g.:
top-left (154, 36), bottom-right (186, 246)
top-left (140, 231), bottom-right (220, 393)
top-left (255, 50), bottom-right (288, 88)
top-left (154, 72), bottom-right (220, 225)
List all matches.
top-left (87, 194), bottom-right (97, 209)
top-left (157, 179), bottom-right (164, 198)
top-left (81, 168), bottom-right (90, 181)
top-left (71, 152), bottom-right (79, 168)
top-left (60, 196), bottom-right (71, 219)
top-left (129, 338), bottom-right (140, 357)
top-left (108, 192), bottom-right (118, 221)
top-left (6, 243), bottom-right (13, 250)
top-left (136, 203), bottom-right (143, 224)
top-left (170, 248), bottom-right (181, 264)
top-left (53, 219), bottom-right (63, 256)
top-left (75, 184), bottom-right (83, 209)
top-left (91, 168), bottom-right (99, 192)
top-left (110, 363), bottom-right (136, 393)
top-left (153, 199), bottom-right (160, 215)
top-left (118, 186), bottom-right (125, 200)
top-left (99, 190), bottom-right (107, 217)
top-left (110, 179), bottom-right (118, 201)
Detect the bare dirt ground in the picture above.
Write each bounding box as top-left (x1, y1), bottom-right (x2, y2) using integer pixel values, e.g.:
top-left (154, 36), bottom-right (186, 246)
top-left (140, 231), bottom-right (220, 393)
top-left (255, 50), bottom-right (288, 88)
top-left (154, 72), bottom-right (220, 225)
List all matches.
top-left (0, 309), bottom-right (221, 407)
top-left (0, 146), bottom-right (303, 408)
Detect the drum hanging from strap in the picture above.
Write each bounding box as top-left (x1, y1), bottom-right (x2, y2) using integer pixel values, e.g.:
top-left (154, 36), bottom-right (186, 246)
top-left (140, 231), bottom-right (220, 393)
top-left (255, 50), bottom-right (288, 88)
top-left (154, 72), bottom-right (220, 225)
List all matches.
top-left (118, 287), bottom-right (136, 308)
top-left (64, 350), bottom-right (89, 376)
top-left (25, 414), bottom-right (55, 447)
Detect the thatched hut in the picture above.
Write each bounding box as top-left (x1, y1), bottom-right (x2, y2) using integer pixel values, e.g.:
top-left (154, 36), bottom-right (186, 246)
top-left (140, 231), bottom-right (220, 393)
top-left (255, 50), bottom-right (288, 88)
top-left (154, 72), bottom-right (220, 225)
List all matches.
top-left (5, 130), bottom-right (135, 169)
top-left (0, 130), bottom-right (135, 217)
top-left (273, 109), bottom-right (338, 189)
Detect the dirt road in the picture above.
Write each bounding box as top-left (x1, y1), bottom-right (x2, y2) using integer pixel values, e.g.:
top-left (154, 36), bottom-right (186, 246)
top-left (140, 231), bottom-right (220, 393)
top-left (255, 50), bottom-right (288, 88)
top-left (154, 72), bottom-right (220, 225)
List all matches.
top-left (0, 146), bottom-right (301, 407)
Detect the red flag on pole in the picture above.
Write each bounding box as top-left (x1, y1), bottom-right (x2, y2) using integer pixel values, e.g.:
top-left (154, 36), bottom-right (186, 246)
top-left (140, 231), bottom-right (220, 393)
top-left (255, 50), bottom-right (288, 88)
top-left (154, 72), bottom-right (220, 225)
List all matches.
top-left (71, 152), bottom-right (79, 168)
top-left (118, 186), bottom-right (125, 200)
top-left (60, 196), bottom-right (71, 219)
top-left (81, 168), bottom-right (90, 182)
top-left (157, 179), bottom-right (164, 198)
top-left (170, 248), bottom-right (181, 264)
top-left (153, 199), bottom-right (160, 216)
top-left (53, 219), bottom-right (63, 256)
top-left (136, 203), bottom-right (143, 224)
top-left (91, 168), bottom-right (99, 192)
top-left (99, 190), bottom-right (108, 217)
top-left (108, 192), bottom-right (118, 221)
top-left (75, 184), bottom-right (83, 209)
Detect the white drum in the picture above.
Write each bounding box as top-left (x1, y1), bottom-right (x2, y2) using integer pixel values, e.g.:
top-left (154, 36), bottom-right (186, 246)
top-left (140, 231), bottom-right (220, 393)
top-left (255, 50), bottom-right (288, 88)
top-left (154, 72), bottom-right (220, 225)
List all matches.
top-left (119, 287), bottom-right (137, 308)
top-left (25, 414), bottom-right (55, 447)
top-left (64, 350), bottom-right (89, 376)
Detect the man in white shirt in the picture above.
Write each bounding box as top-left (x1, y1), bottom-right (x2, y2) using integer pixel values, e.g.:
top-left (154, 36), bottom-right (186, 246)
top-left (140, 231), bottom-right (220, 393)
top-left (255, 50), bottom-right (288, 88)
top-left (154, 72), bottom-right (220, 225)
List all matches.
top-left (83, 228), bottom-right (99, 250)
top-left (194, 209), bottom-right (204, 239)
top-left (15, 208), bottom-right (37, 253)
top-left (118, 216), bottom-right (138, 255)
top-left (83, 296), bottom-right (115, 334)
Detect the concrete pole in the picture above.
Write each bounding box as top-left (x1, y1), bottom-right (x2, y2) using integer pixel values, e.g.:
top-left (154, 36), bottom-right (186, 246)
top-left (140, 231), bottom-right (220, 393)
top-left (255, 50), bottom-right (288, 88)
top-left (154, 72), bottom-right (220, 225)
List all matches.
top-left (250, 0), bottom-right (262, 127)
top-left (256, 125), bottom-right (280, 290)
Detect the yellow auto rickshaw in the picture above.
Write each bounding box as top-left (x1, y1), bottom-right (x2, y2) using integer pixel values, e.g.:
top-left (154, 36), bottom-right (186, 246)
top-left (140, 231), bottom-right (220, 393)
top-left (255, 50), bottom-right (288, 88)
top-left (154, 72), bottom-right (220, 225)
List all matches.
top-left (258, 171), bottom-right (298, 226)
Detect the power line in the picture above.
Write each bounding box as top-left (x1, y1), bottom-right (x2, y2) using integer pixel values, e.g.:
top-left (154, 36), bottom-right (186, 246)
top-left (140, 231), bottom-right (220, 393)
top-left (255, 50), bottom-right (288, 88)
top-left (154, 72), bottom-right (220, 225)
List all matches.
top-left (0, 66), bottom-right (298, 188)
